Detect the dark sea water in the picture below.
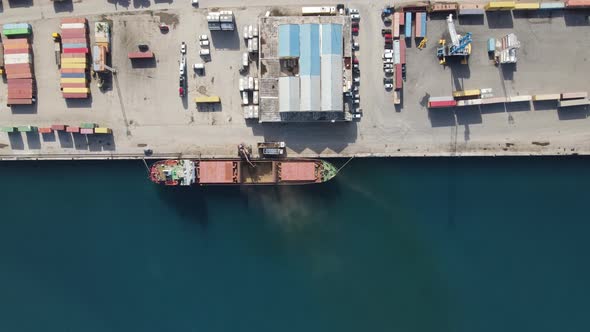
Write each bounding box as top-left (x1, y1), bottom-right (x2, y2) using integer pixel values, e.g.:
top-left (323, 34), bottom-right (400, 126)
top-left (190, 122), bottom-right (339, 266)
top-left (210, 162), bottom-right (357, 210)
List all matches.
top-left (0, 157), bottom-right (589, 332)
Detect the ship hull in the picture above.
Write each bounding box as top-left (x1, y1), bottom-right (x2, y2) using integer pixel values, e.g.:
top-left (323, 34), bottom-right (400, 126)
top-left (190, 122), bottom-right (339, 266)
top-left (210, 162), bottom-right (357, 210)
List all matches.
top-left (149, 158), bottom-right (337, 186)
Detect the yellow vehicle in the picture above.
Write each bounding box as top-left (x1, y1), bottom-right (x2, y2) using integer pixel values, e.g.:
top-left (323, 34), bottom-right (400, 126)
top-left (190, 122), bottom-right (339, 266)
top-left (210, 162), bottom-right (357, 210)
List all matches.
top-left (418, 37), bottom-right (428, 49)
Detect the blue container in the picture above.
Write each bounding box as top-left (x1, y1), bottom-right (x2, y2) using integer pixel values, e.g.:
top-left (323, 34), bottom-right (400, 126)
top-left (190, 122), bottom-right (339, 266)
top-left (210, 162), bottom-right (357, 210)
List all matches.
top-left (61, 73), bottom-right (86, 78)
top-left (2, 23), bottom-right (30, 30)
top-left (487, 38), bottom-right (496, 52)
top-left (405, 12), bottom-right (412, 38)
top-left (539, 2), bottom-right (565, 9)
top-left (420, 13), bottom-right (427, 37)
top-left (63, 43), bottom-right (87, 49)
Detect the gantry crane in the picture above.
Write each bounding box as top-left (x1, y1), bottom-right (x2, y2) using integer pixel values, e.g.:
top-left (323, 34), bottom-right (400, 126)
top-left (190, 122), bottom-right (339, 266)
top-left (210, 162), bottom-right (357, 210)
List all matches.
top-left (436, 14), bottom-right (472, 65)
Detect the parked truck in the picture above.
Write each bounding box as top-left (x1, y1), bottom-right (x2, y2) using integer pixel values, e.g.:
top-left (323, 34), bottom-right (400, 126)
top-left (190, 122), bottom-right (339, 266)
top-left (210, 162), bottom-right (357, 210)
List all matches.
top-left (301, 6), bottom-right (337, 15)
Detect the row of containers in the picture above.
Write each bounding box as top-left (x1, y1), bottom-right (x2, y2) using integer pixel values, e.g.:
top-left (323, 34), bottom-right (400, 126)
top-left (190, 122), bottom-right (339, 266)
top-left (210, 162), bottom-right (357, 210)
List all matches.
top-left (429, 1), bottom-right (590, 15)
top-left (1, 123), bottom-right (112, 134)
top-left (2, 23), bottom-right (36, 106)
top-left (428, 91), bottom-right (590, 109)
top-left (392, 11), bottom-right (427, 39)
top-left (60, 18), bottom-right (90, 99)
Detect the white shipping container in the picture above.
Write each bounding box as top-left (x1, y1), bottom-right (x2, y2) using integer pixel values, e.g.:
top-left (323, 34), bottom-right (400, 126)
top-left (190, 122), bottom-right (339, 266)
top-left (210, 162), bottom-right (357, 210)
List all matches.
top-left (252, 37), bottom-right (259, 52)
top-left (253, 91), bottom-right (259, 105)
top-left (248, 25), bottom-right (253, 38)
top-left (61, 23), bottom-right (86, 29)
top-left (254, 78), bottom-right (259, 91)
top-left (243, 25), bottom-right (249, 39)
top-left (393, 40), bottom-right (400, 64)
top-left (253, 25), bottom-right (258, 37)
top-left (242, 91), bottom-right (249, 105)
top-left (248, 76), bottom-right (254, 90)
top-left (242, 52), bottom-right (249, 67)
top-left (239, 78), bottom-right (245, 91)
top-left (248, 38), bottom-right (253, 52)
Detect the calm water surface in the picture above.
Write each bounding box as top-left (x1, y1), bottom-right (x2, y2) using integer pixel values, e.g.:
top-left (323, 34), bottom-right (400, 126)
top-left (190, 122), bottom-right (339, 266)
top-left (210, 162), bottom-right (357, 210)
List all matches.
top-left (0, 157), bottom-right (588, 332)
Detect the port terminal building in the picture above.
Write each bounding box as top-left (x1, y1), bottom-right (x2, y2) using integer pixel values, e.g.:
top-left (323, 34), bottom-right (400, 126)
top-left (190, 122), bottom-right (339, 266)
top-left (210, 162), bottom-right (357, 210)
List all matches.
top-left (258, 16), bottom-right (353, 122)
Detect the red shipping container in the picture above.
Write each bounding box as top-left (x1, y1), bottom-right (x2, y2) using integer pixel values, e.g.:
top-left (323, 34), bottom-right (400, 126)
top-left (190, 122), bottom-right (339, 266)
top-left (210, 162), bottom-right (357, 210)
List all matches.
top-left (7, 73), bottom-right (33, 79)
top-left (2, 38), bottom-right (28, 45)
top-left (400, 39), bottom-right (406, 64)
top-left (7, 78), bottom-right (33, 85)
top-left (61, 68), bottom-right (86, 73)
top-left (61, 38), bottom-right (87, 44)
top-left (566, 0), bottom-right (590, 7)
top-left (60, 83), bottom-right (88, 88)
top-left (51, 125), bottom-right (67, 131)
top-left (38, 128), bottom-right (53, 134)
top-left (61, 18), bottom-right (87, 24)
top-left (399, 10), bottom-right (405, 25)
top-left (8, 91), bottom-right (34, 99)
top-left (429, 100), bottom-right (457, 108)
top-left (7, 98), bottom-right (33, 105)
top-left (128, 51), bottom-right (154, 59)
top-left (3, 43), bottom-right (29, 50)
top-left (63, 48), bottom-right (89, 54)
top-left (415, 13), bottom-right (422, 37)
top-left (395, 64), bottom-right (403, 90)
top-left (4, 48), bottom-right (31, 54)
top-left (63, 93), bottom-right (88, 99)
top-left (66, 126), bottom-right (81, 133)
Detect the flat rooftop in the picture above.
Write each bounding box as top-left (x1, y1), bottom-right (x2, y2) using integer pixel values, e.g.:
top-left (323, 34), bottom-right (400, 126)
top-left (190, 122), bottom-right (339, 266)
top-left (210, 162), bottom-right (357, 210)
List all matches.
top-left (0, 1), bottom-right (590, 160)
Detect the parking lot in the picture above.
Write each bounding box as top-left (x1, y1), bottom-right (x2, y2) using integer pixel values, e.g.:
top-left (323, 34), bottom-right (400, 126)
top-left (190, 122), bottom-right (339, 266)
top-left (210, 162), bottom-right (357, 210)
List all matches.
top-left (0, 1), bottom-right (590, 159)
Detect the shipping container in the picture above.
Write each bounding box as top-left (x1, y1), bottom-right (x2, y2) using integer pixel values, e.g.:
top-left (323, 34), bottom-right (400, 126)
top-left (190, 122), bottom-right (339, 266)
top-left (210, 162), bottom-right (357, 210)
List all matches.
top-left (532, 93), bottom-right (561, 101)
top-left (405, 12), bottom-right (412, 37)
top-left (453, 89), bottom-right (481, 98)
top-left (415, 12), bottom-right (427, 38)
top-left (400, 10), bottom-right (405, 25)
top-left (195, 96), bottom-right (221, 103)
top-left (457, 99), bottom-right (482, 106)
top-left (60, 68), bottom-right (86, 73)
top-left (395, 63), bottom-right (403, 90)
top-left (484, 2), bottom-right (516, 10)
top-left (558, 99), bottom-right (590, 107)
top-left (94, 128), bottom-right (113, 134)
top-left (17, 126), bottom-right (34, 132)
top-left (459, 3), bottom-right (486, 15)
top-left (488, 38), bottom-right (496, 52)
top-left (429, 100), bottom-right (457, 108)
top-left (61, 58), bottom-right (86, 63)
top-left (7, 98), bottom-right (33, 105)
top-left (61, 72), bottom-right (86, 78)
top-left (60, 18), bottom-right (87, 24)
top-left (60, 78), bottom-right (87, 84)
top-left (51, 125), bottom-right (67, 131)
top-left (80, 128), bottom-right (94, 134)
top-left (393, 40), bottom-right (401, 64)
top-left (514, 2), bottom-right (541, 9)
top-left (62, 88), bottom-right (90, 93)
top-left (63, 48), bottom-right (89, 54)
top-left (80, 123), bottom-right (96, 129)
top-left (429, 96), bottom-right (455, 102)
top-left (400, 39), bottom-right (406, 64)
top-left (128, 51), bottom-right (154, 59)
top-left (4, 48), bottom-right (30, 54)
top-left (60, 83), bottom-right (88, 88)
top-left (38, 127), bottom-right (53, 134)
top-left (565, 0), bottom-right (590, 7)
top-left (1, 127), bottom-right (16, 133)
top-left (561, 91), bottom-right (588, 100)
top-left (507, 95), bottom-right (532, 102)
top-left (431, 3), bottom-right (458, 12)
top-left (62, 93), bottom-right (88, 99)
top-left (393, 13), bottom-right (400, 38)
top-left (63, 43), bottom-right (88, 49)
top-left (539, 2), bottom-right (565, 9)
top-left (481, 97), bottom-right (507, 104)
top-left (66, 126), bottom-right (80, 133)
top-left (61, 23), bottom-right (86, 29)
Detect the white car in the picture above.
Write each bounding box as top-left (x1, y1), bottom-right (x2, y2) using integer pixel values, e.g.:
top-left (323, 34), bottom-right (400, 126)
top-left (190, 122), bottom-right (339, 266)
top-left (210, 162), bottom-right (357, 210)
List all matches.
top-left (353, 77), bottom-right (360, 83)
top-left (353, 42), bottom-right (359, 49)
top-left (354, 93), bottom-right (360, 99)
top-left (384, 83), bottom-right (393, 89)
top-left (199, 49), bottom-right (210, 56)
top-left (383, 63), bottom-right (394, 69)
top-left (192, 0), bottom-right (199, 6)
top-left (354, 99), bottom-right (360, 104)
top-left (351, 14), bottom-right (360, 20)
top-left (384, 68), bottom-right (394, 74)
top-left (349, 8), bottom-right (359, 14)
top-left (180, 42), bottom-right (186, 54)
top-left (199, 34), bottom-right (208, 41)
top-left (200, 40), bottom-right (210, 47)
top-left (384, 58), bottom-right (394, 63)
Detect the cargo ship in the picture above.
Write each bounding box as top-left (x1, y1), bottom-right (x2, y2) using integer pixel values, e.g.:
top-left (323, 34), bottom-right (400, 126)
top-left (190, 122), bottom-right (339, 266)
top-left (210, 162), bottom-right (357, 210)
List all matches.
top-left (149, 159), bottom-right (338, 186)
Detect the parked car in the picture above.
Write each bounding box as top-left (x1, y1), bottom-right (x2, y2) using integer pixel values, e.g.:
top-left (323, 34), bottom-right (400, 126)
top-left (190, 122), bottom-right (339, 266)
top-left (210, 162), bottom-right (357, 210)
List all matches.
top-left (352, 27), bottom-right (359, 34)
top-left (199, 49), bottom-right (210, 56)
top-left (383, 17), bottom-right (392, 25)
top-left (180, 42), bottom-right (186, 54)
top-left (354, 99), bottom-right (360, 104)
top-left (381, 28), bottom-right (391, 36)
top-left (353, 42), bottom-right (359, 50)
top-left (384, 83), bottom-right (393, 89)
top-left (199, 34), bottom-right (208, 41)
top-left (353, 77), bottom-right (360, 83)
top-left (159, 24), bottom-right (169, 33)
top-left (384, 58), bottom-right (394, 63)
top-left (383, 63), bottom-right (394, 69)
top-left (200, 40), bottom-right (210, 47)
top-left (351, 13), bottom-right (360, 20)
top-left (349, 8), bottom-right (359, 14)
top-left (192, 0), bottom-right (199, 6)
top-left (383, 78), bottom-right (393, 84)
top-left (384, 33), bottom-right (392, 39)
top-left (384, 68), bottom-right (394, 74)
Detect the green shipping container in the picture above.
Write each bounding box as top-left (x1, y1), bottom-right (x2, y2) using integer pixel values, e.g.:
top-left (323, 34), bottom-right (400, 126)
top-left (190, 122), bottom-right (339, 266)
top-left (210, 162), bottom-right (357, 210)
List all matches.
top-left (3, 28), bottom-right (31, 36)
top-left (1, 127), bottom-right (16, 133)
top-left (17, 126), bottom-right (35, 132)
top-left (80, 123), bottom-right (97, 129)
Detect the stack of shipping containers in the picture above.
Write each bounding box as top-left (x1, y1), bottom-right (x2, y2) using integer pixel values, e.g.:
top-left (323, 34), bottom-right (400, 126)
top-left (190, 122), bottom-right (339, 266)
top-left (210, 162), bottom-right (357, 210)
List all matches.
top-left (2, 23), bottom-right (35, 106)
top-left (60, 18), bottom-right (90, 99)
top-left (414, 12), bottom-right (426, 38)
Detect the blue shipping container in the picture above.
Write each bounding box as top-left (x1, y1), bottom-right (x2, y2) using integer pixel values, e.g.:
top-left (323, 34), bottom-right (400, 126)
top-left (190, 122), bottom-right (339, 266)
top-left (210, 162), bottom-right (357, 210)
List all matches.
top-left (405, 12), bottom-right (412, 38)
top-left (487, 38), bottom-right (495, 52)
top-left (61, 73), bottom-right (86, 78)
top-left (2, 23), bottom-right (31, 30)
top-left (420, 13), bottom-right (427, 37)
top-left (63, 43), bottom-right (87, 49)
top-left (539, 2), bottom-right (565, 9)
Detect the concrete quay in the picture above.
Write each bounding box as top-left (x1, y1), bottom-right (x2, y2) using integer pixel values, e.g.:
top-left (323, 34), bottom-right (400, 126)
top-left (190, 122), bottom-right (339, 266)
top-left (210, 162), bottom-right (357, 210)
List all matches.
top-left (0, 0), bottom-right (589, 160)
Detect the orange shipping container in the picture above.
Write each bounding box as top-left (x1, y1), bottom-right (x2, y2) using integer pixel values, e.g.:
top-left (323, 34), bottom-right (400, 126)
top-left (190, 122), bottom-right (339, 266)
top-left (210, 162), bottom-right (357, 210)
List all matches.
top-left (4, 48), bottom-right (30, 54)
top-left (63, 93), bottom-right (88, 99)
top-left (3, 43), bottom-right (30, 50)
top-left (7, 73), bottom-right (33, 79)
top-left (7, 78), bottom-right (33, 84)
top-left (60, 83), bottom-right (87, 88)
top-left (7, 98), bottom-right (33, 105)
top-left (61, 68), bottom-right (86, 73)
top-left (2, 38), bottom-right (29, 45)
